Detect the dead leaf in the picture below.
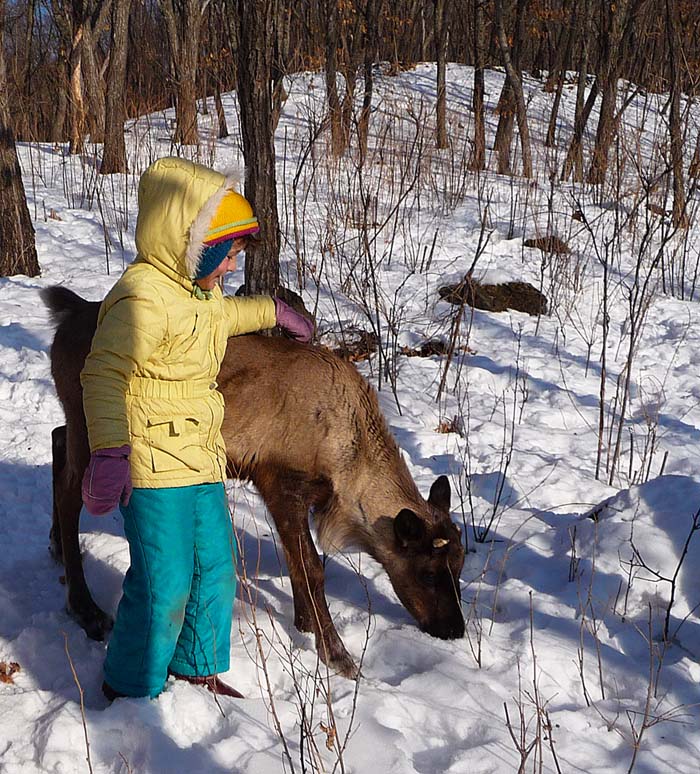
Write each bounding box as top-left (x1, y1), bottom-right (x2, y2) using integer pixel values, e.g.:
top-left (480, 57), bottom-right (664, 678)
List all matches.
top-left (0, 661), bottom-right (21, 684)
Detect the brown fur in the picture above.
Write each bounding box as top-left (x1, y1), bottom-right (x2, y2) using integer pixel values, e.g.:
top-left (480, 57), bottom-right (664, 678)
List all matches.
top-left (42, 286), bottom-right (465, 678)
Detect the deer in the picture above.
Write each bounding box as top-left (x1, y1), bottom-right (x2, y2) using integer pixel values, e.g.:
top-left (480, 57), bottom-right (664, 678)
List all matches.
top-left (42, 285), bottom-right (465, 678)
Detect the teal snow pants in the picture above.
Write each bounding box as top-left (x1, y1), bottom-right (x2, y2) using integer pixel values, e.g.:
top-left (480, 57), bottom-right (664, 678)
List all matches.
top-left (103, 482), bottom-right (237, 698)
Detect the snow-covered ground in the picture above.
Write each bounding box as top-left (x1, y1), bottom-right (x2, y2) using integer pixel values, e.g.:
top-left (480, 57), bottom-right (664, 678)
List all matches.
top-left (2, 64), bottom-right (700, 773)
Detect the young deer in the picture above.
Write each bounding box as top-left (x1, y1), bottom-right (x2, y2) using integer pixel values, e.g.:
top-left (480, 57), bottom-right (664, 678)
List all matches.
top-left (43, 286), bottom-right (465, 678)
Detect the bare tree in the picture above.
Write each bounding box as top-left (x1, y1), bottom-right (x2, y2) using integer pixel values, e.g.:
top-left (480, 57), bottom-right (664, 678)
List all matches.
top-left (101, 0), bottom-right (132, 173)
top-left (469, 0), bottom-right (486, 171)
top-left (0, 0), bottom-right (39, 278)
top-left (80, 4), bottom-right (111, 144)
top-left (206, 0), bottom-right (230, 139)
top-left (666, 0), bottom-right (688, 228)
top-left (325, 0), bottom-right (346, 156)
top-left (67, 0), bottom-right (87, 152)
top-left (545, 1), bottom-right (576, 148)
top-left (358, 0), bottom-right (382, 159)
top-left (237, 0), bottom-right (280, 295)
top-left (561, 0), bottom-right (594, 182)
top-left (587, 0), bottom-right (647, 185)
top-left (50, 0), bottom-right (110, 153)
top-left (435, 0), bottom-right (449, 148)
top-left (160, 0), bottom-right (208, 145)
top-left (323, 0), bottom-right (361, 157)
top-left (494, 0), bottom-right (532, 177)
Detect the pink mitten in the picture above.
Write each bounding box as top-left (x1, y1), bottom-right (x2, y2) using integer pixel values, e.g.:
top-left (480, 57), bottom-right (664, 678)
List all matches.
top-left (82, 445), bottom-right (132, 516)
top-left (274, 298), bottom-right (314, 343)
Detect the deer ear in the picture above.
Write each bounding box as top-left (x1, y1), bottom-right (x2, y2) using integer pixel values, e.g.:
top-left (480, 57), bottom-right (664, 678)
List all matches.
top-left (394, 508), bottom-right (426, 547)
top-left (428, 475), bottom-right (451, 512)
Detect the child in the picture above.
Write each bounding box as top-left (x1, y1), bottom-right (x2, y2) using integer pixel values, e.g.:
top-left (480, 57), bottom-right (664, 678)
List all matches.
top-left (80, 157), bottom-right (312, 700)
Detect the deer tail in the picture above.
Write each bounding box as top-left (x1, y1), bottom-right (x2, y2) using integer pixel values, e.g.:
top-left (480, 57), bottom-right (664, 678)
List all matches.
top-left (40, 286), bottom-right (91, 326)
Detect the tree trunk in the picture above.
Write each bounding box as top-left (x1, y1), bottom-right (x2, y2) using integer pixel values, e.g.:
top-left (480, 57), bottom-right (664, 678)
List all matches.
top-left (0, 0), bottom-right (39, 278)
top-left (101, 0), bottom-right (132, 173)
top-left (561, 0), bottom-right (593, 181)
top-left (81, 21), bottom-right (106, 143)
top-left (51, 62), bottom-right (70, 144)
top-left (215, 85), bottom-right (229, 139)
top-left (494, 0), bottom-right (526, 176)
top-left (160, 0), bottom-right (203, 146)
top-left (469, 0), bottom-right (485, 171)
top-left (358, 0), bottom-right (380, 160)
top-left (68, 21), bottom-right (85, 153)
top-left (587, 0), bottom-right (647, 184)
top-left (271, 1), bottom-right (290, 132)
top-left (20, 0), bottom-right (36, 139)
top-left (435, 0), bottom-right (449, 148)
top-left (494, 0), bottom-right (532, 177)
top-left (237, 0), bottom-right (280, 296)
top-left (325, 0), bottom-right (348, 156)
top-left (209, 1), bottom-right (229, 139)
top-left (545, 4), bottom-right (576, 147)
top-left (666, 0), bottom-right (687, 228)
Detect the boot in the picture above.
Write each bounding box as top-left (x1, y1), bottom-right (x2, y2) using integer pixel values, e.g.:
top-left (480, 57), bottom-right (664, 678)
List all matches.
top-left (170, 671), bottom-right (244, 699)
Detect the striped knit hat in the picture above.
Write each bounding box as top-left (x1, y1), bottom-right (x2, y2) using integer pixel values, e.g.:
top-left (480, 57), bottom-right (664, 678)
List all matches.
top-left (194, 191), bottom-right (260, 280)
top-left (204, 190), bottom-right (260, 245)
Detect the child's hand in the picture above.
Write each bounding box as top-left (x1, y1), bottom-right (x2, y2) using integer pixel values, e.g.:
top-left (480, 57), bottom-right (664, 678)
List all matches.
top-left (274, 298), bottom-right (314, 343)
top-left (82, 445), bottom-right (133, 516)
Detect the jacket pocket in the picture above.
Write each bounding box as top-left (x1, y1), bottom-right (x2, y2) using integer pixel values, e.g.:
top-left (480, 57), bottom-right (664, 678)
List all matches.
top-left (146, 415), bottom-right (202, 473)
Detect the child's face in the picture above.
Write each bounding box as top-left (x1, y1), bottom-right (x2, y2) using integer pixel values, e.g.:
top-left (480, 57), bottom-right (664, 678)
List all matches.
top-left (195, 238), bottom-right (248, 290)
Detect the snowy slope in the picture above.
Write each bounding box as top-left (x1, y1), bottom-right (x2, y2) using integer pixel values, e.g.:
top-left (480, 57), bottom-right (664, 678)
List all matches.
top-left (1, 64), bottom-right (699, 773)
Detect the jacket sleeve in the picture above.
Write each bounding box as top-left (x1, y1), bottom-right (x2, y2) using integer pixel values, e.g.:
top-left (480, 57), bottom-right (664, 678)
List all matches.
top-left (222, 294), bottom-right (277, 336)
top-left (81, 293), bottom-right (166, 452)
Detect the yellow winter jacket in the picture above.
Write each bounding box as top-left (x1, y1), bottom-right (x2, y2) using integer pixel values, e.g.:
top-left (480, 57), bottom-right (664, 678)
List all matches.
top-left (81, 157), bottom-right (277, 487)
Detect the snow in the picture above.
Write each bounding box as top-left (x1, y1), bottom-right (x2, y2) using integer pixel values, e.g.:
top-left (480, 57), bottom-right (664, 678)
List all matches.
top-left (2, 63), bottom-right (700, 772)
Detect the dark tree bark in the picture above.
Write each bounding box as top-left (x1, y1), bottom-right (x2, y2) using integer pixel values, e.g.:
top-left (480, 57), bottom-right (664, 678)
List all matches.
top-left (0, 0), bottom-right (39, 278)
top-left (469, 0), bottom-right (485, 171)
top-left (101, 0), bottom-right (132, 173)
top-left (237, 0), bottom-right (280, 296)
top-left (160, 0), bottom-right (205, 145)
top-left (435, 0), bottom-right (449, 148)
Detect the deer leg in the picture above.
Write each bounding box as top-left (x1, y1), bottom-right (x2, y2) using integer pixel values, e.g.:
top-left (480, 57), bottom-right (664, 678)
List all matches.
top-left (50, 426), bottom-right (67, 562)
top-left (53, 426), bottom-right (113, 640)
top-left (254, 468), bottom-right (358, 679)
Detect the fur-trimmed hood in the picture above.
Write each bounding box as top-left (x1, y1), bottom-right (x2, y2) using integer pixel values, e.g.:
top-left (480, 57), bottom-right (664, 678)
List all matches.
top-left (134, 157), bottom-right (239, 288)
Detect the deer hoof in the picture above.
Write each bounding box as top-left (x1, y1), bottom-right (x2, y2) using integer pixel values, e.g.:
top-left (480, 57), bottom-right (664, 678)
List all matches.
top-left (332, 653), bottom-right (360, 681)
top-left (317, 637), bottom-right (359, 680)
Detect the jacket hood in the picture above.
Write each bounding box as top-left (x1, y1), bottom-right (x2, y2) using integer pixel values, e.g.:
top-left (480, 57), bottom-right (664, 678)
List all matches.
top-left (134, 157), bottom-right (239, 288)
